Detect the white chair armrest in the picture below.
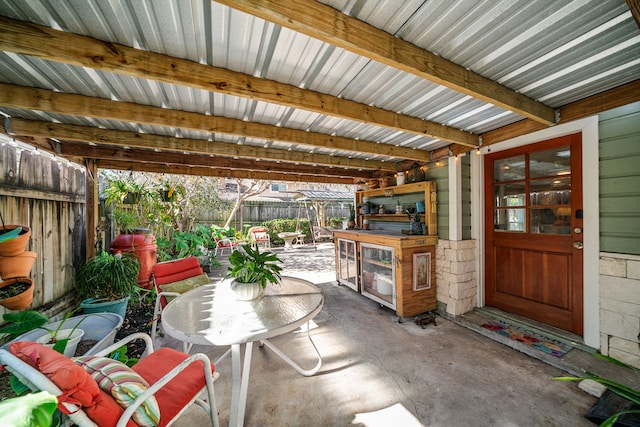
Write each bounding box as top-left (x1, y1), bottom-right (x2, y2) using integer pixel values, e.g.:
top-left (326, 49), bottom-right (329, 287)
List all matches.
top-left (115, 352), bottom-right (217, 427)
top-left (94, 333), bottom-right (154, 358)
top-left (0, 349), bottom-right (97, 426)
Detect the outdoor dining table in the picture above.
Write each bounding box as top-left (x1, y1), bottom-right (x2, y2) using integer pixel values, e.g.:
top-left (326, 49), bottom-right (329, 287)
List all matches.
top-left (161, 276), bottom-right (324, 427)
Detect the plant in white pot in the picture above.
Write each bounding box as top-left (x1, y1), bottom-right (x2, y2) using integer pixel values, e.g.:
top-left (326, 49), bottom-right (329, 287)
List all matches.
top-left (75, 251), bottom-right (141, 318)
top-left (0, 310), bottom-right (84, 357)
top-left (226, 245), bottom-right (283, 301)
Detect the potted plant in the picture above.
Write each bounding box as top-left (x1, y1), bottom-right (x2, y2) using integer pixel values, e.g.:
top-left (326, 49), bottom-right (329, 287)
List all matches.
top-left (0, 278), bottom-right (34, 310)
top-left (226, 245), bottom-right (283, 301)
top-left (0, 214), bottom-right (31, 257)
top-left (347, 205), bottom-right (356, 229)
top-left (0, 309), bottom-right (123, 357)
top-left (0, 310), bottom-right (84, 357)
top-left (76, 251), bottom-right (141, 318)
top-left (103, 179), bottom-right (145, 205)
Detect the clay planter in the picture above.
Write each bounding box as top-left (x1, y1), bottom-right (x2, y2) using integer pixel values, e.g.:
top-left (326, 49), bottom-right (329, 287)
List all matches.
top-left (0, 251), bottom-right (37, 279)
top-left (0, 225), bottom-right (31, 257)
top-left (0, 278), bottom-right (34, 310)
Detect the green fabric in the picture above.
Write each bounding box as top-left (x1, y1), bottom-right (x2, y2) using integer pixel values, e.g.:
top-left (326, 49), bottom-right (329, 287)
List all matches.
top-left (159, 273), bottom-right (209, 299)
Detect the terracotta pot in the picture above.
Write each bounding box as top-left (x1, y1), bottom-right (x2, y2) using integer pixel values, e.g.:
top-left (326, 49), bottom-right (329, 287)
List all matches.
top-left (0, 251), bottom-right (37, 279)
top-left (0, 277), bottom-right (34, 310)
top-left (0, 225), bottom-right (31, 257)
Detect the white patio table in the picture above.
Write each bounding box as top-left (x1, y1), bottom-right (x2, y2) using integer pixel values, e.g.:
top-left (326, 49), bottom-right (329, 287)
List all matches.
top-left (161, 276), bottom-right (323, 427)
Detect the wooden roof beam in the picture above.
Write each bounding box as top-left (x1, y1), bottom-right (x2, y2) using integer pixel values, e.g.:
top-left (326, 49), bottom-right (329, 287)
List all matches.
top-left (0, 16), bottom-right (477, 148)
top-left (0, 83), bottom-right (429, 162)
top-left (450, 79), bottom-right (640, 155)
top-left (97, 159), bottom-right (353, 184)
top-left (52, 141), bottom-right (372, 179)
top-left (7, 118), bottom-right (396, 172)
top-left (217, 0), bottom-right (556, 126)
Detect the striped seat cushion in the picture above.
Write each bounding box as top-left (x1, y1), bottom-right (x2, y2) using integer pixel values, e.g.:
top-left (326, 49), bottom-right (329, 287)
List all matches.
top-left (74, 356), bottom-right (161, 426)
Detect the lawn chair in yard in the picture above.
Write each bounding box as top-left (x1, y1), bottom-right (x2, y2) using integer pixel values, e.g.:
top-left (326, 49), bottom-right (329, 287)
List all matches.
top-left (214, 236), bottom-right (239, 256)
top-left (248, 226), bottom-right (271, 249)
top-left (0, 333), bottom-right (219, 427)
top-left (150, 256), bottom-right (209, 351)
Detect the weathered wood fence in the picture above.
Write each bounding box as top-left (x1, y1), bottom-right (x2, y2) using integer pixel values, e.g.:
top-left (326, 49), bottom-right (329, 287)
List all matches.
top-left (201, 200), bottom-right (351, 227)
top-left (0, 141), bottom-right (85, 315)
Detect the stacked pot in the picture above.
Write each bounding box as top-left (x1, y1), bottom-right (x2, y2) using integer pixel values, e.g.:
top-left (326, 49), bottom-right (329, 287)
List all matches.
top-left (0, 225), bottom-right (36, 310)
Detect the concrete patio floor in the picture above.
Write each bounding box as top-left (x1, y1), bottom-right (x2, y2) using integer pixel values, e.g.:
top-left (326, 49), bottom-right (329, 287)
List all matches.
top-left (155, 242), bottom-right (634, 426)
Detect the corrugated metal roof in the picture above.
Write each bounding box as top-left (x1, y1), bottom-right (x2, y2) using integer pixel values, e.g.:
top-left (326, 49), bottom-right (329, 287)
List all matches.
top-left (0, 0), bottom-right (638, 180)
top-left (295, 190), bottom-right (354, 201)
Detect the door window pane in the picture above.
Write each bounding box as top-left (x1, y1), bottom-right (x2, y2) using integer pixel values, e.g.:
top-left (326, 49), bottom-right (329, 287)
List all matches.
top-left (495, 208), bottom-right (525, 232)
top-left (530, 177), bottom-right (571, 205)
top-left (494, 155), bottom-right (525, 182)
top-left (494, 183), bottom-right (525, 207)
top-left (531, 208), bottom-right (571, 234)
top-left (530, 146), bottom-right (570, 178)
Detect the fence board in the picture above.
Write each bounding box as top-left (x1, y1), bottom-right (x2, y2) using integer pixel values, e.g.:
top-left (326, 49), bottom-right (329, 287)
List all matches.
top-left (0, 146), bottom-right (85, 316)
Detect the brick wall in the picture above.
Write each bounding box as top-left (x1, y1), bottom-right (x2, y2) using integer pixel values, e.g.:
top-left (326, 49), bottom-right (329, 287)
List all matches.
top-left (599, 252), bottom-right (640, 369)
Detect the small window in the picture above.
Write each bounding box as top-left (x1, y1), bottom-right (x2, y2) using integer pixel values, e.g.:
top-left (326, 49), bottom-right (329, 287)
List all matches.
top-left (271, 183), bottom-right (287, 192)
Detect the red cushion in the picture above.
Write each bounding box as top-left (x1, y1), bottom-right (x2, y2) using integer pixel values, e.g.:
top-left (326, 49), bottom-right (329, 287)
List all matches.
top-left (154, 266), bottom-right (204, 286)
top-left (152, 256), bottom-right (200, 278)
top-left (10, 342), bottom-right (99, 408)
top-left (133, 348), bottom-right (214, 427)
top-left (10, 342), bottom-right (137, 427)
top-left (84, 390), bottom-right (136, 427)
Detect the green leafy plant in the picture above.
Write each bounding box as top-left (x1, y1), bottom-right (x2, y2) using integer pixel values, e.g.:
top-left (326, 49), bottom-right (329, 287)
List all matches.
top-left (75, 251), bottom-right (141, 301)
top-left (108, 345), bottom-right (139, 368)
top-left (554, 354), bottom-right (640, 426)
top-left (0, 391), bottom-right (58, 427)
top-left (226, 245), bottom-right (283, 288)
top-left (112, 208), bottom-right (140, 233)
top-left (0, 309), bottom-right (89, 354)
top-left (103, 179), bottom-right (146, 205)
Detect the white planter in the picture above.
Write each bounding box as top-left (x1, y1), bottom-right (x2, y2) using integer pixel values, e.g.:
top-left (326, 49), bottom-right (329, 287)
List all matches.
top-left (230, 280), bottom-right (264, 301)
top-left (5, 313), bottom-right (123, 356)
top-left (36, 328), bottom-right (85, 357)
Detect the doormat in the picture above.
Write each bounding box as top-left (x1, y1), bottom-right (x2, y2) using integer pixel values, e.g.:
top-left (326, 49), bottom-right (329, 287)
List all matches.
top-left (481, 321), bottom-right (572, 357)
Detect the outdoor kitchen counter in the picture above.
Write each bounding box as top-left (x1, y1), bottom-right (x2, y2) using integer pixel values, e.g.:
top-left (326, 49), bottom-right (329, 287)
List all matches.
top-left (333, 229), bottom-right (438, 249)
top-left (333, 229), bottom-right (438, 318)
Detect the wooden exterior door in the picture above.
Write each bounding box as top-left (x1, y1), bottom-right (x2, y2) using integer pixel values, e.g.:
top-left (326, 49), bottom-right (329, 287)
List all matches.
top-left (485, 133), bottom-right (584, 335)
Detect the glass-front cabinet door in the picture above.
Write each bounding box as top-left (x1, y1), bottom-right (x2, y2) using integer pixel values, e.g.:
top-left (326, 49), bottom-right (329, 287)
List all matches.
top-left (337, 238), bottom-right (358, 291)
top-left (360, 243), bottom-right (396, 310)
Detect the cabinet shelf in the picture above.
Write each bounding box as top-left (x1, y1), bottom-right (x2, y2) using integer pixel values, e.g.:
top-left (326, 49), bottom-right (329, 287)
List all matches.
top-left (356, 181), bottom-right (437, 236)
top-left (363, 213), bottom-right (424, 222)
top-left (363, 259), bottom-right (393, 269)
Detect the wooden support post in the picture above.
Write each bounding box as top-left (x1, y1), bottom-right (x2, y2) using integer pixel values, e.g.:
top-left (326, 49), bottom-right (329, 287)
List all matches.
top-left (85, 159), bottom-right (98, 259)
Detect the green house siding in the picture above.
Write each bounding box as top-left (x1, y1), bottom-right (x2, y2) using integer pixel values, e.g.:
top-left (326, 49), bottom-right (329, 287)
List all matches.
top-left (424, 159), bottom-right (449, 240)
top-left (599, 102), bottom-right (640, 255)
top-left (461, 155), bottom-right (472, 240)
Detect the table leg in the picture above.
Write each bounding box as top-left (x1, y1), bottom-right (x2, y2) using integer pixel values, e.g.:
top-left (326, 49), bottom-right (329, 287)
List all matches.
top-left (229, 342), bottom-right (254, 427)
top-left (259, 323), bottom-right (322, 376)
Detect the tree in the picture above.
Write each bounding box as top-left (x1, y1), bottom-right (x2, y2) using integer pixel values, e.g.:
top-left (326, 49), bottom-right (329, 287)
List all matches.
top-left (224, 179), bottom-right (270, 228)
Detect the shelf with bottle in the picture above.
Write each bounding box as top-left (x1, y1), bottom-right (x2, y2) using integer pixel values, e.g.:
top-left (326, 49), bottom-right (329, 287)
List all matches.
top-left (356, 181), bottom-right (436, 236)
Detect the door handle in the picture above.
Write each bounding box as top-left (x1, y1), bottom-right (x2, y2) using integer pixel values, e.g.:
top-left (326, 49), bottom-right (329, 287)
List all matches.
top-left (572, 241), bottom-right (583, 250)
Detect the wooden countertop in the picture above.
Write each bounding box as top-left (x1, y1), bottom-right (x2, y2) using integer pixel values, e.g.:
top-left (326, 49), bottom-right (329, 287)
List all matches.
top-left (333, 229), bottom-right (438, 246)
